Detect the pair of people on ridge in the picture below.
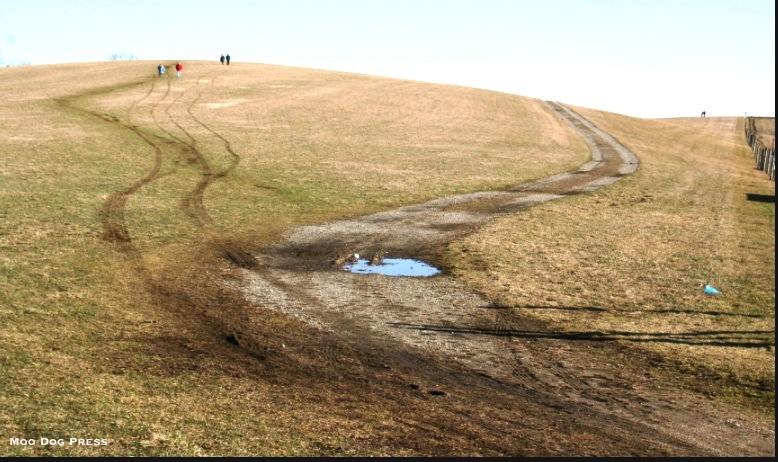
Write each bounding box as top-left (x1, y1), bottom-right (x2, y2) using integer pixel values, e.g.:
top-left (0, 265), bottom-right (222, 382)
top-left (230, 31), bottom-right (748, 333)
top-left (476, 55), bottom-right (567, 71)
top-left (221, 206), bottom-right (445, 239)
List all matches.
top-left (219, 54), bottom-right (231, 65)
top-left (156, 62), bottom-right (183, 78)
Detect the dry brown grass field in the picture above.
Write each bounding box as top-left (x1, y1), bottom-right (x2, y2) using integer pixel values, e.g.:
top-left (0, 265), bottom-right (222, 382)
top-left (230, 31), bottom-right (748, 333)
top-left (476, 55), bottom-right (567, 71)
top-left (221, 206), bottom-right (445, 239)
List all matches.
top-left (0, 61), bottom-right (773, 456)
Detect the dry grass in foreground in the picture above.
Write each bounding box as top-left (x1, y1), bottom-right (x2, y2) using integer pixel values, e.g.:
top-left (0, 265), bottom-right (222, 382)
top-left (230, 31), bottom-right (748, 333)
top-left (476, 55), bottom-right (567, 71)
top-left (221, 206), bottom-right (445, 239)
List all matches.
top-left (446, 111), bottom-right (775, 414)
top-left (1, 61), bottom-right (588, 456)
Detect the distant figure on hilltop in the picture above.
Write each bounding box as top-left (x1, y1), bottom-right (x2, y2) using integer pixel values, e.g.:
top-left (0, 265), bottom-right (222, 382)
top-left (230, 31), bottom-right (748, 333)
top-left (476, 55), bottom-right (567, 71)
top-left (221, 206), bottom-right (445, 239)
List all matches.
top-left (225, 54), bottom-right (231, 65)
top-left (176, 62), bottom-right (183, 78)
top-left (157, 64), bottom-right (165, 78)
top-left (220, 54), bottom-right (225, 65)
top-left (701, 111), bottom-right (706, 117)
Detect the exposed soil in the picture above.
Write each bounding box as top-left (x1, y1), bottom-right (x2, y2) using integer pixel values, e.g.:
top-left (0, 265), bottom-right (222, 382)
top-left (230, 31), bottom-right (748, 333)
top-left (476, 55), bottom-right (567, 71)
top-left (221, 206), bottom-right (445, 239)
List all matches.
top-left (229, 102), bottom-right (774, 456)
top-left (67, 75), bottom-right (773, 456)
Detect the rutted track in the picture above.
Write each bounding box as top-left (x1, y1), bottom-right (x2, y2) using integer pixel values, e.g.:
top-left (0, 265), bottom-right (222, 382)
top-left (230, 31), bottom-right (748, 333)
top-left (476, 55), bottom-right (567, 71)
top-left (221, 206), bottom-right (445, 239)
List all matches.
top-left (233, 102), bottom-right (774, 456)
top-left (57, 81), bottom-right (167, 248)
top-left (178, 75), bottom-right (242, 228)
top-left (153, 72), bottom-right (238, 229)
top-left (61, 72), bottom-right (241, 246)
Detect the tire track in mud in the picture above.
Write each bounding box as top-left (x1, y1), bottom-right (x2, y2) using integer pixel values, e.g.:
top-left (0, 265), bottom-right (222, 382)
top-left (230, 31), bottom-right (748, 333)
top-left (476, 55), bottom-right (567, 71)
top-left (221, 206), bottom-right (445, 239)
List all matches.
top-left (187, 77), bottom-right (241, 177)
top-left (59, 76), bottom-right (275, 366)
top-left (92, 72), bottom-right (239, 239)
top-left (179, 75), bottom-right (242, 228)
top-left (155, 75), bottom-right (215, 227)
top-left (234, 102), bottom-right (773, 456)
top-left (97, 75), bottom-right (207, 248)
top-left (146, 73), bottom-right (240, 229)
top-left (89, 81), bottom-right (168, 249)
top-left (63, 77), bottom-right (181, 249)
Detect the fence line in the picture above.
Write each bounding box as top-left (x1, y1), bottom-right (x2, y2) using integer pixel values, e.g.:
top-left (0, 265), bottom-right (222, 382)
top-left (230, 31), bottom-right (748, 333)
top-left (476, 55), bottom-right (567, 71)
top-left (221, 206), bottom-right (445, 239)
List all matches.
top-left (744, 117), bottom-right (775, 182)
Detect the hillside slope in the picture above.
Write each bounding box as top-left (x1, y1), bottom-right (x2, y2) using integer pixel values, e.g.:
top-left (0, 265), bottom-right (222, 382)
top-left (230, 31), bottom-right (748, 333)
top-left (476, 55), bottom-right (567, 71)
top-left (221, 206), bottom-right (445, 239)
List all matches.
top-left (0, 61), bottom-right (773, 456)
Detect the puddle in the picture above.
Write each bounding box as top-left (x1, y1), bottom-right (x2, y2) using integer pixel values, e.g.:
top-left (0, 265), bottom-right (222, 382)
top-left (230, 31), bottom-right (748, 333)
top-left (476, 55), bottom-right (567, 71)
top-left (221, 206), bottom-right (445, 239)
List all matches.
top-left (344, 258), bottom-right (441, 277)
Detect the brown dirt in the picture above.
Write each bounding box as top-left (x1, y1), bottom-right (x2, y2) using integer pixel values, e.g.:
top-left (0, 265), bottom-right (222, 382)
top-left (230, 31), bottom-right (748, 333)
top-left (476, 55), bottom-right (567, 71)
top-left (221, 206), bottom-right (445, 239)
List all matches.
top-left (222, 102), bottom-right (773, 456)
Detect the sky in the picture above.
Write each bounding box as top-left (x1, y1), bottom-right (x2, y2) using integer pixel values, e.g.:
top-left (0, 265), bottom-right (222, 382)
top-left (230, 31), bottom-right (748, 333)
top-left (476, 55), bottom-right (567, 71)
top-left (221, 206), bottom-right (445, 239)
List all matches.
top-left (0, 0), bottom-right (774, 118)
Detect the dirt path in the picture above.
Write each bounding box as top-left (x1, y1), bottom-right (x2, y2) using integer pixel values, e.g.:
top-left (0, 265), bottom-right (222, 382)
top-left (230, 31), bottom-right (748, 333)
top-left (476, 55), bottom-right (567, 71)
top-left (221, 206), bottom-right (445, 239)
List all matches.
top-left (233, 102), bottom-right (774, 456)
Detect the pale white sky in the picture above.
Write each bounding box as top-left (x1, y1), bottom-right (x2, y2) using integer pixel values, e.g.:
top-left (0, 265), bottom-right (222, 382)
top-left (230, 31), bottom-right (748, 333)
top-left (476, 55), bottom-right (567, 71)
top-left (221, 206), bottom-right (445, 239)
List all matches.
top-left (1, 0), bottom-right (774, 118)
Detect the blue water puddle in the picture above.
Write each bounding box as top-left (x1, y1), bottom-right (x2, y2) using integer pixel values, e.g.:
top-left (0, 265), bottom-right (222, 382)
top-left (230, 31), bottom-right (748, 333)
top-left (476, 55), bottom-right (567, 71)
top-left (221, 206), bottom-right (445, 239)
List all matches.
top-left (344, 258), bottom-right (441, 277)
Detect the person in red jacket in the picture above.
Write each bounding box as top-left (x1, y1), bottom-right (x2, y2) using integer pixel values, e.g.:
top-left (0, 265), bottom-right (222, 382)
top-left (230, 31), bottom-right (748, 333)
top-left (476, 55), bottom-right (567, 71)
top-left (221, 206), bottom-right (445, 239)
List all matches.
top-left (175, 62), bottom-right (183, 78)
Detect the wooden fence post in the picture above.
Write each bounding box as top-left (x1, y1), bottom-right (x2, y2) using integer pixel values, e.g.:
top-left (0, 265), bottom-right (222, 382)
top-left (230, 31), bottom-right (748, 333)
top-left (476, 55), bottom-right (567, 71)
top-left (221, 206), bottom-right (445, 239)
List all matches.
top-left (744, 117), bottom-right (775, 181)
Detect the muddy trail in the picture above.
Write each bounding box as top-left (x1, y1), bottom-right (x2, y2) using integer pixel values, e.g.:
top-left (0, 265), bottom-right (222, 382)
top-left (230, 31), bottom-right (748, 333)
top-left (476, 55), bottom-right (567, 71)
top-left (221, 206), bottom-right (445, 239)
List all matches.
top-left (61, 78), bottom-right (773, 455)
top-left (57, 71), bottom-right (237, 248)
top-left (231, 102), bottom-right (774, 456)
top-left (58, 76), bottom-right (277, 379)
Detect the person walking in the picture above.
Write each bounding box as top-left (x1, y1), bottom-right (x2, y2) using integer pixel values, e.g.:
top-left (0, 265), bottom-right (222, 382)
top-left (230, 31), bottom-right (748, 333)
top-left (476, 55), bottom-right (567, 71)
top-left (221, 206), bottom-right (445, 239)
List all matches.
top-left (220, 54), bottom-right (225, 65)
top-left (176, 62), bottom-right (183, 78)
top-left (157, 64), bottom-right (165, 77)
top-left (225, 54), bottom-right (231, 65)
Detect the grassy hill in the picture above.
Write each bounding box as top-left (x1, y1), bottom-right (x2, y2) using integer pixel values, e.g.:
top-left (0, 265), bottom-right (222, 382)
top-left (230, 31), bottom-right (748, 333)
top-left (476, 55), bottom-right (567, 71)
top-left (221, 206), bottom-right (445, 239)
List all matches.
top-left (0, 61), bottom-right (773, 456)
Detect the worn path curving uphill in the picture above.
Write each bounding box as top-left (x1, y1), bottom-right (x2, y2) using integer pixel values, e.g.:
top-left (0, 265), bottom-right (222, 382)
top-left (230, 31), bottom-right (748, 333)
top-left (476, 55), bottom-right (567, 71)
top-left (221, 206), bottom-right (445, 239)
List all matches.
top-left (234, 102), bottom-right (773, 456)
